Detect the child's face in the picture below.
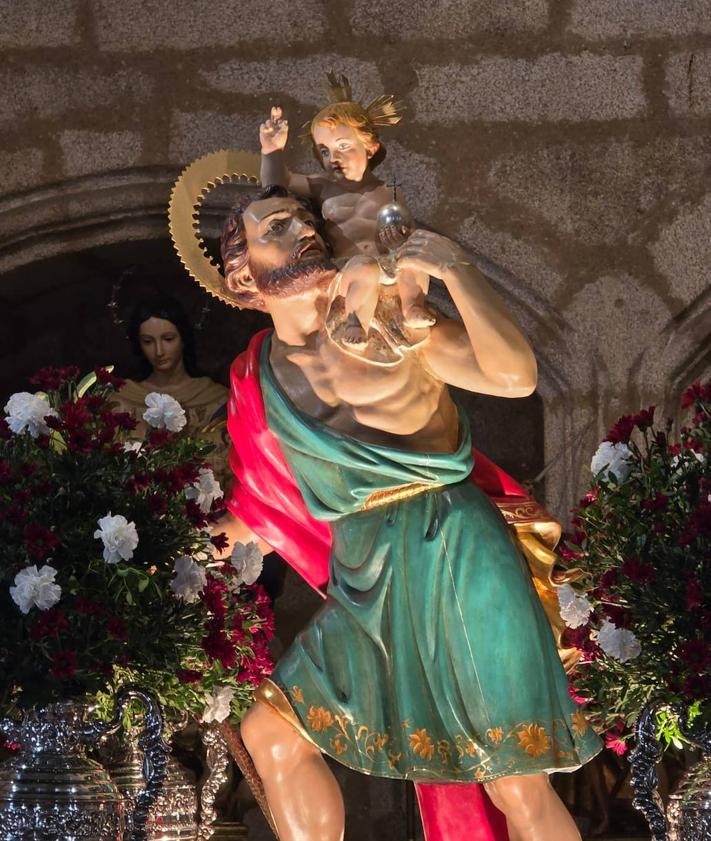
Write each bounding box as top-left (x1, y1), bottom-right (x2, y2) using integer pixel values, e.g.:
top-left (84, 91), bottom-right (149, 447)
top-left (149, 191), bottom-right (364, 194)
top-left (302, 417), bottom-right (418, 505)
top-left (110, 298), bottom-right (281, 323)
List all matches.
top-left (312, 123), bottom-right (376, 182)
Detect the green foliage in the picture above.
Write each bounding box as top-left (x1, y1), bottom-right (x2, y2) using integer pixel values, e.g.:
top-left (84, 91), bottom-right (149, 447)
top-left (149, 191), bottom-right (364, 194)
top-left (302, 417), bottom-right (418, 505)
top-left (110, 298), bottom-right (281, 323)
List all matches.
top-left (0, 367), bottom-right (272, 726)
top-left (564, 383), bottom-right (710, 752)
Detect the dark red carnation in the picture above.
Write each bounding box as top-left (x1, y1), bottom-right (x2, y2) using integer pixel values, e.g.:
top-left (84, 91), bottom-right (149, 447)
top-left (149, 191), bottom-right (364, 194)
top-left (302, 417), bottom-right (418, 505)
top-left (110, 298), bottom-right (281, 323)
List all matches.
top-left (75, 596), bottom-right (104, 616)
top-left (0, 417), bottom-right (10, 440)
top-left (185, 498), bottom-right (208, 528)
top-left (598, 568), bottom-right (619, 592)
top-left (50, 650), bottom-right (78, 679)
top-left (23, 524), bottom-right (60, 559)
top-left (606, 415), bottom-right (636, 444)
top-left (172, 463), bottom-right (200, 486)
top-left (210, 532), bottom-right (229, 552)
top-left (642, 492), bottom-right (668, 512)
top-left (562, 624), bottom-right (598, 658)
top-left (682, 382), bottom-right (705, 409)
top-left (679, 503), bottom-right (711, 546)
top-left (146, 493), bottom-right (168, 515)
top-left (29, 367), bottom-right (65, 391)
top-left (85, 395), bottom-right (106, 413)
top-left (632, 405), bottom-right (655, 430)
top-left (60, 398), bottom-right (92, 429)
top-left (94, 367), bottom-right (125, 389)
top-left (201, 628), bottom-right (236, 668)
top-left (30, 607), bottom-right (68, 640)
top-left (126, 471), bottom-right (151, 494)
top-left (679, 639), bottom-right (711, 672)
top-left (107, 616), bottom-right (128, 642)
top-left (67, 429), bottom-right (93, 453)
top-left (177, 669), bottom-right (203, 684)
top-left (201, 576), bottom-right (227, 619)
top-left (146, 429), bottom-right (172, 448)
top-left (605, 604), bottom-right (633, 627)
top-left (621, 557), bottom-right (656, 585)
top-left (682, 673), bottom-right (711, 699)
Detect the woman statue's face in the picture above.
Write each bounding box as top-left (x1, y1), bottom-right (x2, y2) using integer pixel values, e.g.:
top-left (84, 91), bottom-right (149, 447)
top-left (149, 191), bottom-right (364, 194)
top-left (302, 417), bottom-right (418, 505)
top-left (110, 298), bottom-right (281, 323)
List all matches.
top-left (138, 317), bottom-right (184, 375)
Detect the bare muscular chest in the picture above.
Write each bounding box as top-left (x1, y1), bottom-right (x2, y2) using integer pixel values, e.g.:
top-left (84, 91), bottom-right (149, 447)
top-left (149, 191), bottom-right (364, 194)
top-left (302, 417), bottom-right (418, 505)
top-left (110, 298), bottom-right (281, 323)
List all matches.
top-left (272, 340), bottom-right (454, 447)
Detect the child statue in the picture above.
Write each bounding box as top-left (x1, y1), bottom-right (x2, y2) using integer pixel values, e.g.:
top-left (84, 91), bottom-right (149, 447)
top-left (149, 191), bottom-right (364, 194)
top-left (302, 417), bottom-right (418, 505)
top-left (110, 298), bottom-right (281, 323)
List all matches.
top-left (259, 73), bottom-right (434, 350)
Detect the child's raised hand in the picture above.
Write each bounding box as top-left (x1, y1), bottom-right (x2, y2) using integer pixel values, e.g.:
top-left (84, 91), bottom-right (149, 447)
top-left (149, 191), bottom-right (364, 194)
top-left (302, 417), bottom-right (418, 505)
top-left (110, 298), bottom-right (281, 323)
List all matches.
top-left (259, 106), bottom-right (289, 154)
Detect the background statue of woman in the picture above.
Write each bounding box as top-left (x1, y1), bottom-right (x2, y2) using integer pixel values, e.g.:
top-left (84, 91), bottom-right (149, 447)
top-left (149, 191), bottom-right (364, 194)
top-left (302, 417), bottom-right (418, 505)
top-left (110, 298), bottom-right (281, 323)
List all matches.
top-left (113, 294), bottom-right (230, 487)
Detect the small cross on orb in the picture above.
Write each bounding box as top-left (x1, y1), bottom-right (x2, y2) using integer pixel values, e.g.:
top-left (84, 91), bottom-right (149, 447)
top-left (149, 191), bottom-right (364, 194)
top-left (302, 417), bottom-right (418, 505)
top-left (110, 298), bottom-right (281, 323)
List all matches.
top-left (386, 175), bottom-right (402, 202)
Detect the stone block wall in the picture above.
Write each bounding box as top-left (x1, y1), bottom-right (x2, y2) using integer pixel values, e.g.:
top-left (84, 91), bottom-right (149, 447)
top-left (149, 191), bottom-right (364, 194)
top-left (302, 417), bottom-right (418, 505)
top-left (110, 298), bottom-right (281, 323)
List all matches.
top-left (0, 0), bottom-right (709, 514)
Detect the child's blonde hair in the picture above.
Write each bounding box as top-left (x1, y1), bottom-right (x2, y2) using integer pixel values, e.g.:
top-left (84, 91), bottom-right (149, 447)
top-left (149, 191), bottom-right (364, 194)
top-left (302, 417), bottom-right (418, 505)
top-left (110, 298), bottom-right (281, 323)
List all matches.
top-left (307, 72), bottom-right (403, 170)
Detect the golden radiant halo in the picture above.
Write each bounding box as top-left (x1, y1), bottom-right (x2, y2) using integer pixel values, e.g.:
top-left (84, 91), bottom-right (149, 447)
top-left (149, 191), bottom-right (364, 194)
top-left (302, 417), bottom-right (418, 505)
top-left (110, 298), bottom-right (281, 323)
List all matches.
top-left (168, 148), bottom-right (261, 308)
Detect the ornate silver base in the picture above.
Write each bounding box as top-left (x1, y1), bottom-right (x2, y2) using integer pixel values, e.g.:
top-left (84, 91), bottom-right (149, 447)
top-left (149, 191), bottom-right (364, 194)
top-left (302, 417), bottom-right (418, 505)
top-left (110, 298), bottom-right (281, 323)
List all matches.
top-left (667, 757), bottom-right (711, 841)
top-left (103, 735), bottom-right (199, 841)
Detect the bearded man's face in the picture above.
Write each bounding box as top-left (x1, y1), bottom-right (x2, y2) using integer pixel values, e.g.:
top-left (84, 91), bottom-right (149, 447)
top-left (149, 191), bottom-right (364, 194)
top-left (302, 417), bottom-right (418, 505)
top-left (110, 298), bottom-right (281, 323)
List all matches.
top-left (241, 196), bottom-right (335, 299)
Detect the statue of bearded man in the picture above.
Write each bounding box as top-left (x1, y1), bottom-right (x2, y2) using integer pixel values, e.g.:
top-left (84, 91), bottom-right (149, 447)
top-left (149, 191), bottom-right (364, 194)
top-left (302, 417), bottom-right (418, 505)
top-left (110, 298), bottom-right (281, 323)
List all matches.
top-left (214, 184), bottom-right (600, 841)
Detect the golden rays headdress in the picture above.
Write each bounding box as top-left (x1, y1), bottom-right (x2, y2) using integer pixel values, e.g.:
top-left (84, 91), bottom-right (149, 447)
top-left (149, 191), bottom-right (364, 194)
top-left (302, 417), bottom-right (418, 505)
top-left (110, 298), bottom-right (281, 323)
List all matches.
top-left (168, 148), bottom-right (260, 308)
top-left (324, 70), bottom-right (403, 128)
top-left (301, 71), bottom-right (404, 141)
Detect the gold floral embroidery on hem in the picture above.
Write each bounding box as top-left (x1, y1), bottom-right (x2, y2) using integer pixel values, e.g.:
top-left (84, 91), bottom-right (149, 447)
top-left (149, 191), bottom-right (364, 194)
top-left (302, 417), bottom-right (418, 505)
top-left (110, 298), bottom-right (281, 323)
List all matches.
top-left (517, 724), bottom-right (551, 757)
top-left (306, 706), bottom-right (333, 732)
top-left (409, 728), bottom-right (435, 760)
top-left (572, 709), bottom-right (589, 736)
top-left (290, 688), bottom-right (599, 776)
top-left (487, 727), bottom-right (504, 743)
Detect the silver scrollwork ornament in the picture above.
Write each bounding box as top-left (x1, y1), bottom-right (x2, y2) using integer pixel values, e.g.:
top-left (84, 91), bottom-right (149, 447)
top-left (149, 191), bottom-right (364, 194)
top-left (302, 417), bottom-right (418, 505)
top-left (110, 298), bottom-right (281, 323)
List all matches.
top-left (102, 730), bottom-right (199, 841)
top-left (0, 685), bottom-right (167, 841)
top-left (630, 699), bottom-right (711, 841)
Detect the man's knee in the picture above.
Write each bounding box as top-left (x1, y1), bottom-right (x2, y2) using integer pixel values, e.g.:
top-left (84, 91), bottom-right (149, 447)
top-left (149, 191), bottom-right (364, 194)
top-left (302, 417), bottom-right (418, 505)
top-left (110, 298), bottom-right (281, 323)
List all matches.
top-left (484, 774), bottom-right (551, 823)
top-left (241, 700), bottom-right (317, 776)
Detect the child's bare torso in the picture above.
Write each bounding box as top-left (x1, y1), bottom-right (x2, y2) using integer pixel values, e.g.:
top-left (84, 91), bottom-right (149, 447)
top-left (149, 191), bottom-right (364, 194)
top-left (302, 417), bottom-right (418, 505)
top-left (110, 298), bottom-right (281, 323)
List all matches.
top-left (308, 175), bottom-right (392, 260)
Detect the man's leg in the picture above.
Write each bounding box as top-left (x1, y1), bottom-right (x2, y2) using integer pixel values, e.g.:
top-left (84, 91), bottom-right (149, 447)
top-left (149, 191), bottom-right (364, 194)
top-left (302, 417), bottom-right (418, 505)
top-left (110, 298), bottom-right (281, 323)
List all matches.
top-left (241, 700), bottom-right (345, 841)
top-left (483, 773), bottom-right (581, 841)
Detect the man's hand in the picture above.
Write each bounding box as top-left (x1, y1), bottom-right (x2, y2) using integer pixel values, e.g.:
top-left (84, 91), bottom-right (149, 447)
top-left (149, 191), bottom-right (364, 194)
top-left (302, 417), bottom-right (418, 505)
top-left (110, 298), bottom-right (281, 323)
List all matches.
top-left (260, 106), bottom-right (289, 154)
top-left (395, 229), bottom-right (469, 281)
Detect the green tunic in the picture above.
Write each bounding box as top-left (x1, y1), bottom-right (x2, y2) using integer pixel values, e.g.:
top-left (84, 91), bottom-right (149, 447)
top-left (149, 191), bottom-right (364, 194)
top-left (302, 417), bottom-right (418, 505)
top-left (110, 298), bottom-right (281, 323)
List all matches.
top-left (263, 340), bottom-right (601, 782)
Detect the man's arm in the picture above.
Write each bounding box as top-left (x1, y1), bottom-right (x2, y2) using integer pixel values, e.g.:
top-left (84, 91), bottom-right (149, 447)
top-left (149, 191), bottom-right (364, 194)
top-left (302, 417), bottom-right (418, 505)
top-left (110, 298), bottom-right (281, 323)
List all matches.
top-left (211, 510), bottom-right (273, 561)
top-left (397, 230), bottom-right (537, 397)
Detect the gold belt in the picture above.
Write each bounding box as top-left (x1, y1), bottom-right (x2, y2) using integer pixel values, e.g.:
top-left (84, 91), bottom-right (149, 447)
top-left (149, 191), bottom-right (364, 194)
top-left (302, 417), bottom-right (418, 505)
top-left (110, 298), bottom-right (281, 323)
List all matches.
top-left (360, 481), bottom-right (443, 511)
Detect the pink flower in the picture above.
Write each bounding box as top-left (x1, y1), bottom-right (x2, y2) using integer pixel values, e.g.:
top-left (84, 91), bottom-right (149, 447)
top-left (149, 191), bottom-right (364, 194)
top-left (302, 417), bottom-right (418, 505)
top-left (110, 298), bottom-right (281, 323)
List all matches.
top-left (604, 733), bottom-right (628, 756)
top-left (567, 685), bottom-right (588, 706)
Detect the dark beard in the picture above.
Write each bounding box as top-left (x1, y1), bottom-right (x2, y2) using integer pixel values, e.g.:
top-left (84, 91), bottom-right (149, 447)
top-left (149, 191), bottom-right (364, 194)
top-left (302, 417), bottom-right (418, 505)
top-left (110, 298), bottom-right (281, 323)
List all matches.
top-left (253, 258), bottom-right (337, 299)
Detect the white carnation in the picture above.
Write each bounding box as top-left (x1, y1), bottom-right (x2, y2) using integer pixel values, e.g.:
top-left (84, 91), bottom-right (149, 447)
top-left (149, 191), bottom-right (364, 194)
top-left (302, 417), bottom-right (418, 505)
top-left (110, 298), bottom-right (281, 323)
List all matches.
top-left (94, 513), bottom-right (139, 564)
top-left (597, 619), bottom-right (641, 663)
top-left (169, 556), bottom-right (207, 603)
top-left (143, 392), bottom-right (186, 432)
top-left (4, 392), bottom-right (57, 438)
top-left (123, 440), bottom-right (143, 454)
top-left (557, 583), bottom-right (592, 629)
top-left (202, 685), bottom-right (234, 723)
top-left (590, 441), bottom-right (634, 483)
top-left (230, 541), bottom-right (263, 586)
top-left (185, 468), bottom-right (223, 514)
top-left (10, 564), bottom-right (62, 614)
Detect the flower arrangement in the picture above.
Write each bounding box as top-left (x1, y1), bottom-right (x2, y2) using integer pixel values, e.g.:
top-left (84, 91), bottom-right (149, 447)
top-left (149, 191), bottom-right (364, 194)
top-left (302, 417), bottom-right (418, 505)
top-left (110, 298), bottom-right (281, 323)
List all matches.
top-left (0, 366), bottom-right (273, 726)
top-left (561, 381), bottom-right (710, 753)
